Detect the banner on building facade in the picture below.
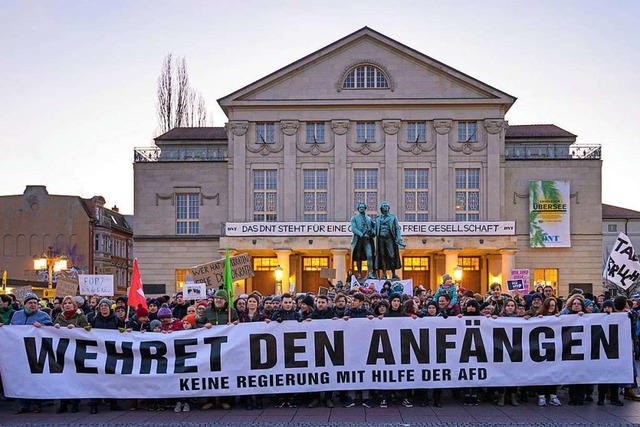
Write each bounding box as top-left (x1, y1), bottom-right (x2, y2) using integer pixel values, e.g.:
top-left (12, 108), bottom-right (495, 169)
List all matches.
top-left (225, 221), bottom-right (516, 237)
top-left (191, 254), bottom-right (254, 289)
top-left (529, 180), bottom-right (571, 248)
top-left (0, 314), bottom-right (631, 399)
top-left (604, 232), bottom-right (640, 290)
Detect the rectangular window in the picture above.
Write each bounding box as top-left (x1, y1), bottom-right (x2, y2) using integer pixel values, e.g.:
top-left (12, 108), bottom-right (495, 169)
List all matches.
top-left (458, 121), bottom-right (477, 142)
top-left (533, 268), bottom-right (558, 292)
top-left (253, 257), bottom-right (278, 271)
top-left (253, 170), bottom-right (277, 222)
top-left (454, 169), bottom-right (480, 221)
top-left (303, 169), bottom-right (328, 221)
top-left (403, 257), bottom-right (430, 271)
top-left (356, 122), bottom-right (376, 143)
top-left (407, 122), bottom-right (426, 143)
top-left (256, 123), bottom-right (275, 144)
top-left (458, 256), bottom-right (480, 270)
top-left (176, 193), bottom-right (200, 235)
top-left (306, 122), bottom-right (325, 143)
top-left (303, 257), bottom-right (329, 271)
top-left (404, 169), bottom-right (429, 221)
top-left (607, 224), bottom-right (618, 233)
top-left (175, 269), bottom-right (190, 291)
top-left (354, 169), bottom-right (378, 213)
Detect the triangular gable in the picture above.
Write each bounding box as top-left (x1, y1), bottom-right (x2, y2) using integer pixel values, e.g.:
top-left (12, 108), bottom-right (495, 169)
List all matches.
top-left (218, 27), bottom-right (516, 113)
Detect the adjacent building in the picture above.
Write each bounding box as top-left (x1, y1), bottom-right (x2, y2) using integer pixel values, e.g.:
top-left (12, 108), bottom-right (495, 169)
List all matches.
top-left (0, 185), bottom-right (133, 294)
top-left (133, 27), bottom-right (603, 297)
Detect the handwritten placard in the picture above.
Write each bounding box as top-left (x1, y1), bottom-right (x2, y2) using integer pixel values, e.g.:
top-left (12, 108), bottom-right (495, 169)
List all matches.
top-left (12, 286), bottom-right (33, 302)
top-left (319, 268), bottom-right (336, 279)
top-left (191, 254), bottom-right (254, 288)
top-left (55, 278), bottom-right (79, 298)
top-left (78, 275), bottom-right (114, 296)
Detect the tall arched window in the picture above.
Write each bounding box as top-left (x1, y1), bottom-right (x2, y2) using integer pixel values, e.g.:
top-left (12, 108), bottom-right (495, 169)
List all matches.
top-left (343, 64), bottom-right (389, 89)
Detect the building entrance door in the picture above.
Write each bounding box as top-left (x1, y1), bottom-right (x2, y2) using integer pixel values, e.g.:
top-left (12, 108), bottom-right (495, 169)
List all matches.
top-left (402, 256), bottom-right (430, 292)
top-left (301, 257), bottom-right (329, 294)
top-left (458, 256), bottom-right (481, 294)
top-left (251, 257), bottom-right (278, 296)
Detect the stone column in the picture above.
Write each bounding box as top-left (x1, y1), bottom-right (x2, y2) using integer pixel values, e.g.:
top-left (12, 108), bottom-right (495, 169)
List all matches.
top-left (226, 121), bottom-right (249, 221)
top-left (484, 119), bottom-right (508, 220)
top-left (332, 120), bottom-right (349, 220)
top-left (274, 248), bottom-right (292, 294)
top-left (500, 248), bottom-right (517, 284)
top-left (281, 121), bottom-right (299, 221)
top-left (442, 249), bottom-right (459, 278)
top-left (330, 248), bottom-right (348, 286)
top-left (434, 120), bottom-right (452, 220)
top-left (382, 120), bottom-right (400, 210)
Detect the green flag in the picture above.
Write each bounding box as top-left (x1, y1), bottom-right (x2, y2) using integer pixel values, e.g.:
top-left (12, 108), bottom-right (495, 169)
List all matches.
top-left (224, 249), bottom-right (234, 301)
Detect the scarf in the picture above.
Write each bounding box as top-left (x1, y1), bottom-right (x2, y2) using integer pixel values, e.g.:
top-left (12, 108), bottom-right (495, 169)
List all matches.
top-left (63, 310), bottom-right (76, 320)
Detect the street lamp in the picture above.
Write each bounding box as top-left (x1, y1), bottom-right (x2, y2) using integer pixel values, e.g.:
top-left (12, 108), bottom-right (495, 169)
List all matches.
top-left (33, 246), bottom-right (68, 288)
top-left (274, 265), bottom-right (283, 295)
top-left (453, 265), bottom-right (463, 284)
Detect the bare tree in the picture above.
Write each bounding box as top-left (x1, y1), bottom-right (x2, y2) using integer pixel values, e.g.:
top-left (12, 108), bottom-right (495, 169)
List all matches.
top-left (156, 54), bottom-right (210, 134)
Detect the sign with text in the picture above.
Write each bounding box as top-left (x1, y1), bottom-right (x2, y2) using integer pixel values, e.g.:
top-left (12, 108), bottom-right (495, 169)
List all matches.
top-left (55, 278), bottom-right (79, 298)
top-left (225, 221), bottom-right (516, 237)
top-left (184, 283), bottom-right (206, 300)
top-left (0, 314), bottom-right (631, 399)
top-left (509, 269), bottom-right (530, 294)
top-left (319, 268), bottom-right (336, 279)
top-left (78, 275), bottom-right (114, 296)
top-left (604, 232), bottom-right (640, 290)
top-left (529, 180), bottom-right (571, 247)
top-left (191, 254), bottom-right (254, 289)
top-left (12, 286), bottom-right (32, 302)
top-left (506, 279), bottom-right (524, 292)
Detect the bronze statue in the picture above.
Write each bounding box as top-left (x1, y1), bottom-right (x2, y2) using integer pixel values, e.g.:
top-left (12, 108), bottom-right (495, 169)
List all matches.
top-left (350, 202), bottom-right (376, 280)
top-left (374, 201), bottom-right (405, 280)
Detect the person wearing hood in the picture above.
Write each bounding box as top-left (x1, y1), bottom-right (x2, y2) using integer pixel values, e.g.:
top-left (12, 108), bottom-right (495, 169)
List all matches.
top-left (0, 294), bottom-right (15, 325)
top-left (6, 292), bottom-right (52, 414)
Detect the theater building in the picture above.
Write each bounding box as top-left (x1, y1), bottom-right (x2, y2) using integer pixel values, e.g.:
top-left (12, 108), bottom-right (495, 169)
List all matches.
top-left (133, 27), bottom-right (602, 297)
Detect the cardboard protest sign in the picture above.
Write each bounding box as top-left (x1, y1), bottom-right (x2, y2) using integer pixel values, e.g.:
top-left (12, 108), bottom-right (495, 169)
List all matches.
top-left (12, 286), bottom-right (32, 302)
top-left (319, 268), bottom-right (336, 279)
top-left (184, 283), bottom-right (206, 300)
top-left (604, 232), bottom-right (640, 290)
top-left (191, 253), bottom-right (254, 288)
top-left (55, 278), bottom-right (78, 298)
top-left (78, 275), bottom-right (114, 296)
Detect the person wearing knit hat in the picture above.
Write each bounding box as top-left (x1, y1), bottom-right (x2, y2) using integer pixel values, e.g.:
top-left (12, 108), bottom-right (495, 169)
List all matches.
top-left (182, 314), bottom-right (196, 329)
top-left (125, 304), bottom-right (151, 332)
top-left (601, 299), bottom-right (615, 313)
top-left (387, 293), bottom-right (404, 317)
top-left (149, 319), bottom-right (162, 332)
top-left (198, 290), bottom-right (239, 328)
top-left (157, 303), bottom-right (182, 332)
top-left (299, 294), bottom-right (315, 319)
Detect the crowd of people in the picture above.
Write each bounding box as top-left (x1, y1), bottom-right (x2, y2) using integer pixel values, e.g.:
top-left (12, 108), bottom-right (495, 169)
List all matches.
top-left (1, 274), bottom-right (640, 414)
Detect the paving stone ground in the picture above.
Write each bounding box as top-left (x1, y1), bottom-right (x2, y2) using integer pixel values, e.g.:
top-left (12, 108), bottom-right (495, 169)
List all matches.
top-left (3, 387), bottom-right (640, 426)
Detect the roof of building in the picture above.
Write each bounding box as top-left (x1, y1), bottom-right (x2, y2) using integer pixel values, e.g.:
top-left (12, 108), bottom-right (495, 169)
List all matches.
top-left (155, 127), bottom-right (227, 141)
top-left (506, 124), bottom-right (576, 139)
top-left (603, 204), bottom-right (640, 220)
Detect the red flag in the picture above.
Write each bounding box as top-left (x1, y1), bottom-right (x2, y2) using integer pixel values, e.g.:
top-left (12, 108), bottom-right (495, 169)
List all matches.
top-left (128, 258), bottom-right (148, 310)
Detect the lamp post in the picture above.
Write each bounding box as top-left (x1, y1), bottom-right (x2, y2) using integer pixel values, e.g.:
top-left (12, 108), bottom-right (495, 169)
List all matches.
top-left (274, 265), bottom-right (283, 295)
top-left (453, 265), bottom-right (463, 285)
top-left (33, 246), bottom-right (68, 288)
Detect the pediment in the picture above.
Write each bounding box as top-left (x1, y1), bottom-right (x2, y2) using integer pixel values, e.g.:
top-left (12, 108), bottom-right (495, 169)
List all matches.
top-left (218, 27), bottom-right (516, 112)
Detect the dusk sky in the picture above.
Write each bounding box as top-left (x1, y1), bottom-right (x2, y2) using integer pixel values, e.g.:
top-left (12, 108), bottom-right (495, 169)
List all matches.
top-left (1, 1), bottom-right (638, 214)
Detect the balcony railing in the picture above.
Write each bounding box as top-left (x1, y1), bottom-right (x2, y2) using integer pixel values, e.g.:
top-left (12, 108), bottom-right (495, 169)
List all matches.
top-left (505, 144), bottom-right (601, 160)
top-left (134, 147), bottom-right (228, 163)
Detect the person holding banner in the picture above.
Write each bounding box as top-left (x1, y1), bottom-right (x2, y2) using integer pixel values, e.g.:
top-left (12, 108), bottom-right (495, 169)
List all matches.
top-left (531, 297), bottom-right (562, 407)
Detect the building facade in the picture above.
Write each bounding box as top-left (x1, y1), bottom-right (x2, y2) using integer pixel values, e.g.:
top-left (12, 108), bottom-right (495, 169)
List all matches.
top-left (133, 28), bottom-right (603, 297)
top-left (0, 185), bottom-right (133, 294)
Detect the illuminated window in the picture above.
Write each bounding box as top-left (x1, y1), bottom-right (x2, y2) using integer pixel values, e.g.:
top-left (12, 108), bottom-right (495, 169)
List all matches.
top-left (176, 193), bottom-right (200, 235)
top-left (175, 269), bottom-right (191, 291)
top-left (407, 122), bottom-right (426, 143)
top-left (253, 170), bottom-right (277, 222)
top-left (458, 121), bottom-right (477, 143)
top-left (303, 257), bottom-right (329, 271)
top-left (404, 169), bottom-right (429, 221)
top-left (458, 257), bottom-right (480, 271)
top-left (253, 257), bottom-right (278, 271)
top-left (403, 257), bottom-right (430, 271)
top-left (533, 268), bottom-right (558, 291)
top-left (455, 169), bottom-right (480, 221)
top-left (303, 169), bottom-right (328, 221)
top-left (354, 169), bottom-right (378, 214)
top-left (343, 65), bottom-right (389, 89)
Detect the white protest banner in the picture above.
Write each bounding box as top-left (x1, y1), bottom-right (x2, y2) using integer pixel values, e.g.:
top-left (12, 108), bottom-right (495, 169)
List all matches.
top-left (55, 278), bottom-right (78, 298)
top-left (604, 232), bottom-right (640, 290)
top-left (357, 278), bottom-right (414, 295)
top-left (191, 254), bottom-right (254, 288)
top-left (529, 180), bottom-right (571, 248)
top-left (78, 275), bottom-right (114, 296)
top-left (0, 314), bottom-right (631, 399)
top-left (184, 283), bottom-right (206, 300)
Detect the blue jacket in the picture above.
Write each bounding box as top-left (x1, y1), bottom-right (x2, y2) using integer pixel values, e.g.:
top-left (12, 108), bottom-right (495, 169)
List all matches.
top-left (10, 309), bottom-right (53, 326)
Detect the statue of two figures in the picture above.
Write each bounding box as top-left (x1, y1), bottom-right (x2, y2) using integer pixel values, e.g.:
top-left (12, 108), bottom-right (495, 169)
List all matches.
top-left (350, 201), bottom-right (406, 281)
